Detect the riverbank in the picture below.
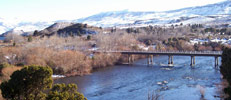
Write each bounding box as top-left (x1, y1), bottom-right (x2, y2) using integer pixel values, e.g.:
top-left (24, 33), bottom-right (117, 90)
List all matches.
top-left (0, 47), bottom-right (131, 77)
top-left (0, 45), bottom-right (187, 78)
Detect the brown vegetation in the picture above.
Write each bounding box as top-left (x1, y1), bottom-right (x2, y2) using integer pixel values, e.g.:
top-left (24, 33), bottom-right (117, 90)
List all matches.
top-left (0, 24), bottom-right (228, 77)
top-left (0, 66), bottom-right (22, 82)
top-left (4, 33), bottom-right (25, 43)
top-left (0, 63), bottom-right (22, 100)
top-left (0, 47), bottom-right (123, 76)
top-left (92, 53), bottom-right (121, 69)
top-left (0, 47), bottom-right (92, 76)
top-left (0, 23), bottom-right (229, 100)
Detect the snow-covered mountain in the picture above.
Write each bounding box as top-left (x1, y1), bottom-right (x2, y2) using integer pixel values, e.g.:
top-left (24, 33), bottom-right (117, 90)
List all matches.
top-left (0, 0), bottom-right (231, 35)
top-left (0, 18), bottom-right (53, 35)
top-left (75, 0), bottom-right (231, 27)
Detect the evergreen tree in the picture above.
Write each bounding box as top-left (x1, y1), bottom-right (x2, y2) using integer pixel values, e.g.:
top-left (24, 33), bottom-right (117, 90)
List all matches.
top-left (0, 65), bottom-right (53, 100)
top-left (77, 31), bottom-right (82, 36)
top-left (47, 84), bottom-right (87, 100)
top-left (87, 35), bottom-right (91, 40)
top-left (221, 48), bottom-right (231, 99)
top-left (28, 35), bottom-right (33, 42)
top-left (33, 30), bottom-right (39, 36)
top-left (13, 42), bottom-right (16, 46)
top-left (0, 65), bottom-right (87, 100)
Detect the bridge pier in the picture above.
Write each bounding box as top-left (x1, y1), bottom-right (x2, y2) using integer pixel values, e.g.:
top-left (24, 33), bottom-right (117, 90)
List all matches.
top-left (150, 55), bottom-right (153, 65)
top-left (128, 54), bottom-right (134, 65)
top-left (168, 55), bottom-right (173, 65)
top-left (147, 55), bottom-right (150, 65)
top-left (128, 54), bottom-right (130, 64)
top-left (215, 56), bottom-right (219, 67)
top-left (190, 56), bottom-right (195, 66)
top-left (147, 55), bottom-right (154, 65)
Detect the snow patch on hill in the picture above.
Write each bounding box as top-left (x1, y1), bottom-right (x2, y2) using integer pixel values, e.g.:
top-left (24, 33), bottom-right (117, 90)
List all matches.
top-left (0, 0), bottom-right (231, 35)
top-left (0, 17), bottom-right (54, 35)
top-left (75, 0), bottom-right (231, 27)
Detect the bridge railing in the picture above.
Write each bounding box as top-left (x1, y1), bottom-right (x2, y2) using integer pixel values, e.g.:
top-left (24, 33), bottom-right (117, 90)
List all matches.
top-left (94, 50), bottom-right (223, 55)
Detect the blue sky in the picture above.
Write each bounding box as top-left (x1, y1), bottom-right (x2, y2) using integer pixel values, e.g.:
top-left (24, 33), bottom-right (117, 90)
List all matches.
top-left (0, 0), bottom-right (227, 21)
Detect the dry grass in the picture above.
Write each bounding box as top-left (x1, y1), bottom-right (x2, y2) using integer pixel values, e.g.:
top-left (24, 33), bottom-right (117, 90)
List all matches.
top-left (0, 65), bottom-right (22, 100)
top-left (0, 47), bottom-right (92, 76)
top-left (0, 66), bottom-right (22, 82)
top-left (94, 32), bottom-right (139, 50)
top-left (0, 33), bottom-right (143, 76)
top-left (49, 50), bottom-right (92, 76)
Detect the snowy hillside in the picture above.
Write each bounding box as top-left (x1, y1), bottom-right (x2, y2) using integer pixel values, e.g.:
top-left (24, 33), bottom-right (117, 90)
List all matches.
top-left (75, 0), bottom-right (231, 27)
top-left (0, 0), bottom-right (231, 35)
top-left (0, 18), bottom-right (53, 35)
top-left (38, 22), bottom-right (74, 36)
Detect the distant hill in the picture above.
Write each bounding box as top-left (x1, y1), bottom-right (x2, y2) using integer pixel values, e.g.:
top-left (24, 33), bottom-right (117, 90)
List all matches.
top-left (0, 0), bottom-right (230, 35)
top-left (1, 29), bottom-right (25, 36)
top-left (75, 0), bottom-right (231, 27)
top-left (35, 23), bottom-right (100, 37)
top-left (0, 19), bottom-right (52, 36)
top-left (35, 22), bottom-right (74, 36)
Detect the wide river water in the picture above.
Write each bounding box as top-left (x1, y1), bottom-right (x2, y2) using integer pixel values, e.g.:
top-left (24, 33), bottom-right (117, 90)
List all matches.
top-left (0, 37), bottom-right (4, 40)
top-left (55, 56), bottom-right (223, 100)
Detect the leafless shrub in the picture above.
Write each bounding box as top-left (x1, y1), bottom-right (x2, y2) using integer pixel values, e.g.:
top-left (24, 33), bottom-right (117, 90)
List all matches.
top-left (94, 32), bottom-right (138, 50)
top-left (92, 53), bottom-right (121, 68)
top-left (0, 47), bottom-right (25, 64)
top-left (1, 24), bottom-right (220, 77)
top-left (25, 35), bottom-right (90, 52)
top-left (148, 91), bottom-right (162, 100)
top-left (4, 33), bottom-right (25, 43)
top-left (49, 50), bottom-right (91, 75)
top-left (0, 47), bottom-right (92, 76)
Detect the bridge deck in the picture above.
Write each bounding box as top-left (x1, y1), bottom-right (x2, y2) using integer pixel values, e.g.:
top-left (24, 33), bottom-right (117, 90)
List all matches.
top-left (95, 51), bottom-right (222, 57)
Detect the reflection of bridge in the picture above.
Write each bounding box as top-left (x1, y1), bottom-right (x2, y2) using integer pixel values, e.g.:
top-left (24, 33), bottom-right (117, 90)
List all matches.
top-left (94, 51), bottom-right (222, 67)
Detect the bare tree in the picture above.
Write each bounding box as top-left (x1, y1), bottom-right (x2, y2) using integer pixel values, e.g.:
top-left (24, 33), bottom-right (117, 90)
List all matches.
top-left (4, 33), bottom-right (25, 43)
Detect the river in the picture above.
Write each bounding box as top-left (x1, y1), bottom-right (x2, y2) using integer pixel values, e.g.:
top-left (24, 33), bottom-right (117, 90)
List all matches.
top-left (55, 56), bottom-right (223, 100)
top-left (0, 37), bottom-right (4, 40)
